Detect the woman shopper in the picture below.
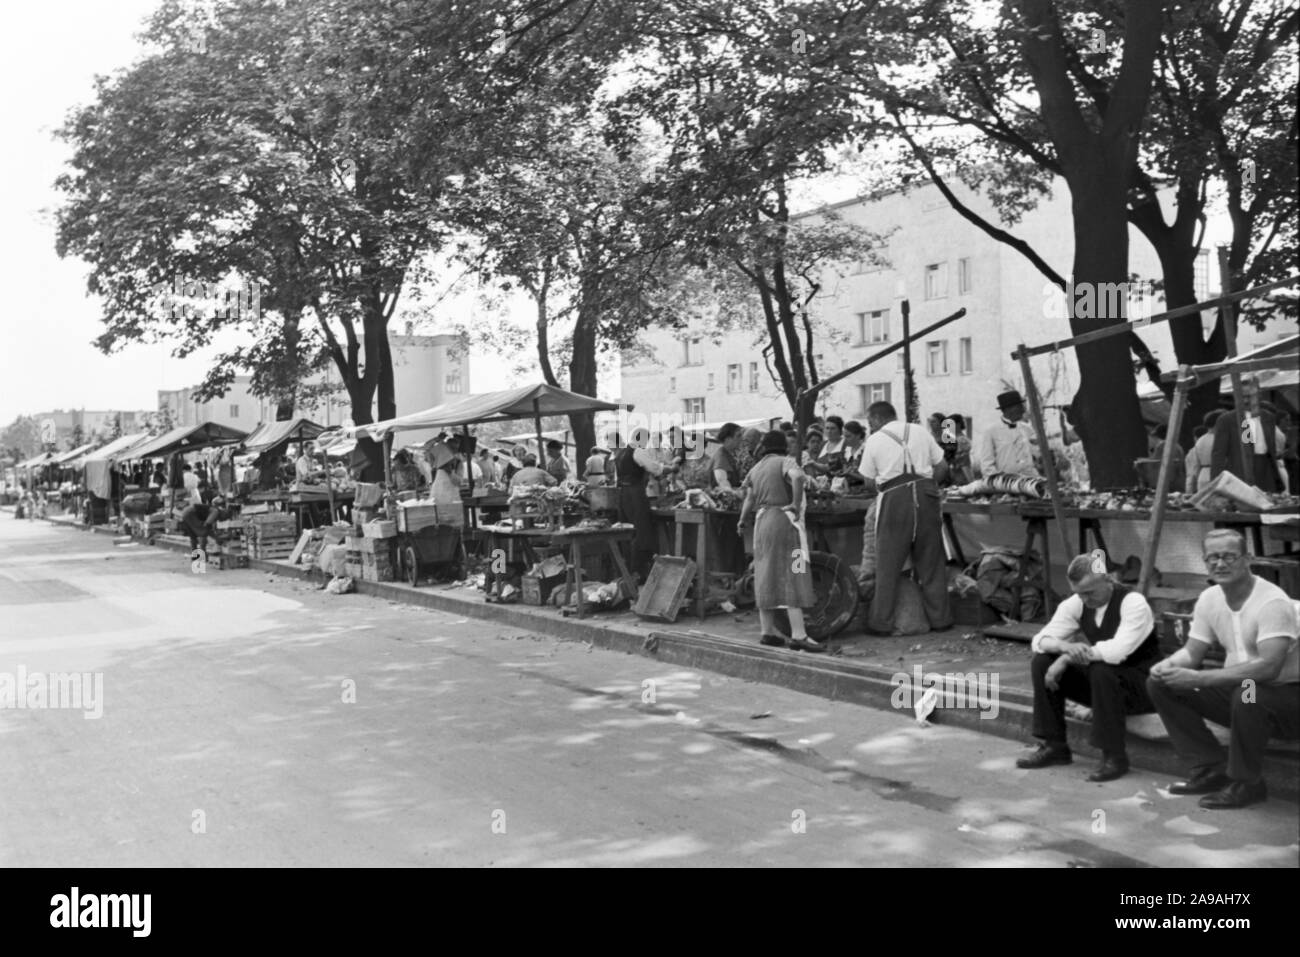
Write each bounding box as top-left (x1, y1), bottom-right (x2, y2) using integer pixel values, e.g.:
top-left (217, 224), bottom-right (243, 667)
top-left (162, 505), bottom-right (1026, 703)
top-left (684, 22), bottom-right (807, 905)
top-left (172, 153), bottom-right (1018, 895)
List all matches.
top-left (614, 429), bottom-right (678, 580)
top-left (737, 430), bottom-right (823, 652)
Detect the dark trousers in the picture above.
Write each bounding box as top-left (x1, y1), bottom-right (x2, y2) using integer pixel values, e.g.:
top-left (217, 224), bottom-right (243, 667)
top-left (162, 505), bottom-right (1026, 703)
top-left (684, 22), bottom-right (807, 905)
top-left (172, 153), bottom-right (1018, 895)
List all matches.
top-left (868, 478), bottom-right (951, 632)
top-left (180, 510), bottom-right (218, 553)
top-left (1146, 678), bottom-right (1300, 783)
top-left (1031, 653), bottom-right (1154, 755)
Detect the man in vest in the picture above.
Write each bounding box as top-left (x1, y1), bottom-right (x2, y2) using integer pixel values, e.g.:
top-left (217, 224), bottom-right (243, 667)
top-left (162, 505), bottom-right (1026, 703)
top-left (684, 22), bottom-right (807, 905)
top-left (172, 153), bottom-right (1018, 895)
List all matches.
top-left (1017, 553), bottom-right (1161, 782)
top-left (858, 401), bottom-right (952, 634)
top-left (1147, 529), bottom-right (1299, 809)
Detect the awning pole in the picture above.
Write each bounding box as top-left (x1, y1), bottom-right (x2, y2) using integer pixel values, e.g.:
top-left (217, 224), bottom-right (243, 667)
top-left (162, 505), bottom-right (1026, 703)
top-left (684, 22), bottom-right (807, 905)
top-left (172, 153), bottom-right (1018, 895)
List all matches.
top-left (1140, 366), bottom-right (1192, 597)
top-left (533, 399), bottom-right (544, 463)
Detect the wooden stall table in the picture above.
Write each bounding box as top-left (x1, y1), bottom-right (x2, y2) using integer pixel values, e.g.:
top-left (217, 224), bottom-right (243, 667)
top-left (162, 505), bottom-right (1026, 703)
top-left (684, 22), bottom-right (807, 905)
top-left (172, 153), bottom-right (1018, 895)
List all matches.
top-left (479, 525), bottom-right (555, 595)
top-left (288, 487), bottom-right (354, 527)
top-left (548, 526), bottom-right (639, 619)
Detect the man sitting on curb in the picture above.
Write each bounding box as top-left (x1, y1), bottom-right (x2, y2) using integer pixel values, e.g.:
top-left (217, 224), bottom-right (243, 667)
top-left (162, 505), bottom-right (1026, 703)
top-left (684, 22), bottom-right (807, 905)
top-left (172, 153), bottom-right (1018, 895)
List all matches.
top-left (1147, 529), bottom-right (1299, 809)
top-left (1017, 552), bottom-right (1161, 782)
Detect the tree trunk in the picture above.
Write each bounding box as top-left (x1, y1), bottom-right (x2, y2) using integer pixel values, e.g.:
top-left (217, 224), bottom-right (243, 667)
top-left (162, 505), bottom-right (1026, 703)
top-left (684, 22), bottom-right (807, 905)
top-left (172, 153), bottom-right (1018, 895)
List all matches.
top-left (1065, 168), bottom-right (1150, 489)
top-left (567, 303), bottom-right (599, 472)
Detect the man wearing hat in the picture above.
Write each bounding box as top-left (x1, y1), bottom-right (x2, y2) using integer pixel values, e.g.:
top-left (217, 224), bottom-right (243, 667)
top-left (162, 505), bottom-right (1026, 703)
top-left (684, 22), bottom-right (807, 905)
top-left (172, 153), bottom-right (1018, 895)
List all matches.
top-left (585, 443), bottom-right (611, 487)
top-left (1017, 552), bottom-right (1161, 782)
top-left (975, 390), bottom-right (1039, 479)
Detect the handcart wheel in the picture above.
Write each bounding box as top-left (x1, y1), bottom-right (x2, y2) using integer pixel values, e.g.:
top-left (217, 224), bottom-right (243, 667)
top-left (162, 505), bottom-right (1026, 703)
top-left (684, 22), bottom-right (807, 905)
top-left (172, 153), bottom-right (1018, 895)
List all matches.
top-left (773, 550), bottom-right (859, 641)
top-left (403, 544), bottom-right (420, 587)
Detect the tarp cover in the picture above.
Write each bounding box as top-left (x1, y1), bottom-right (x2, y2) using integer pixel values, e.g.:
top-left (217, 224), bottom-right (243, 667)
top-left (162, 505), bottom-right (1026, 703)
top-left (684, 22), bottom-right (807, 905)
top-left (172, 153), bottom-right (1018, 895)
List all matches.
top-left (83, 432), bottom-right (151, 499)
top-left (345, 384), bottom-right (624, 440)
top-left (125, 422), bottom-right (249, 460)
top-left (242, 417), bottom-right (326, 454)
top-left (16, 451), bottom-right (57, 469)
top-left (51, 443), bottom-right (98, 466)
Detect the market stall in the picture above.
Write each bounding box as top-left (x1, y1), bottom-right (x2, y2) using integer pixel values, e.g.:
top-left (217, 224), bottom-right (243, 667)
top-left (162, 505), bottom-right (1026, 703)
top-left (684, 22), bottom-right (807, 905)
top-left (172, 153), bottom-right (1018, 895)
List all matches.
top-left (80, 432), bottom-right (150, 524)
top-left (340, 384), bottom-right (628, 598)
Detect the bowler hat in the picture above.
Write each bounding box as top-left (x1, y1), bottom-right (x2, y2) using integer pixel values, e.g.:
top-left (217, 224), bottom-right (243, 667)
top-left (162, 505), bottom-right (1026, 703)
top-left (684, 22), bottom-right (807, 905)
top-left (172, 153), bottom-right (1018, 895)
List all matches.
top-left (996, 390), bottom-right (1026, 411)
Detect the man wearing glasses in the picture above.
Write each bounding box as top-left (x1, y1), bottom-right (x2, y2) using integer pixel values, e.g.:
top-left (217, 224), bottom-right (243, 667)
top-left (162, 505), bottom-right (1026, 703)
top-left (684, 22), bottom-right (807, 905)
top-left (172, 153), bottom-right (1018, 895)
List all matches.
top-left (1147, 529), bottom-right (1300, 809)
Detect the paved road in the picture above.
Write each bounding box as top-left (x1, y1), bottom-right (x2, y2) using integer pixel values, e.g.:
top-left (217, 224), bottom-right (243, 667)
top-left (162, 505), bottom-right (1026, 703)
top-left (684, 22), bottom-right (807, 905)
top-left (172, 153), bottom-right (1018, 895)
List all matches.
top-left (0, 514), bottom-right (1296, 867)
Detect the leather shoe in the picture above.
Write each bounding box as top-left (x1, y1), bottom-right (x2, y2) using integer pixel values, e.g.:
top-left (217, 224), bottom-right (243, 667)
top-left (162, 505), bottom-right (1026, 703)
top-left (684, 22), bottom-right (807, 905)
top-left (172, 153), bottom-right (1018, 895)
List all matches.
top-left (759, 634), bottom-right (786, 648)
top-left (1087, 754), bottom-right (1129, 782)
top-left (1199, 779), bottom-right (1268, 809)
top-left (788, 637), bottom-right (827, 654)
top-left (1169, 768), bottom-right (1230, 796)
top-left (1016, 743), bottom-right (1072, 769)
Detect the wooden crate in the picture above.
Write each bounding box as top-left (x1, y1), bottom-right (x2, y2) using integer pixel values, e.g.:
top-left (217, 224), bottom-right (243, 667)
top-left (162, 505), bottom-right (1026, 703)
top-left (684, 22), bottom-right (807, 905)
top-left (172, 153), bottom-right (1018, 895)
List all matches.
top-left (632, 556), bottom-right (696, 623)
top-left (397, 503), bottom-right (461, 533)
top-left (363, 520), bottom-right (397, 539)
top-left (357, 537), bottom-right (395, 557)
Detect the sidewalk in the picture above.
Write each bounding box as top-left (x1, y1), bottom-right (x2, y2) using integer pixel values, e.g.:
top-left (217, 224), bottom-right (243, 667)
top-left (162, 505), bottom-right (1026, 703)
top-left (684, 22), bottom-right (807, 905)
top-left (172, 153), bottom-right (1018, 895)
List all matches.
top-left (29, 507), bottom-right (1300, 799)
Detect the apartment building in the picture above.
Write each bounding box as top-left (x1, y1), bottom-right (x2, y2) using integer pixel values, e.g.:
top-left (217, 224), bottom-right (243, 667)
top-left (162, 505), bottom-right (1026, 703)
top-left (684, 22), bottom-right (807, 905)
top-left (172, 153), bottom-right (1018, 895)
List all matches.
top-left (621, 177), bottom-right (1290, 439)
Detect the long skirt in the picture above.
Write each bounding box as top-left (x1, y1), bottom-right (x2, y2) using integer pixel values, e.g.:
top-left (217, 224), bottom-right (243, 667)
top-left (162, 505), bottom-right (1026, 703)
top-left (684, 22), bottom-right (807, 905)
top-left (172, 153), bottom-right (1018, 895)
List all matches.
top-left (753, 508), bottom-right (815, 610)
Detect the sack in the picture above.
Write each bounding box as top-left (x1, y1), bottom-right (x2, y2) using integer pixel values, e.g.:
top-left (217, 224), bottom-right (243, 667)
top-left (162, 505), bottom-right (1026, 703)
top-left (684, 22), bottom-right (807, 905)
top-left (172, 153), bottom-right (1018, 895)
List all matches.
top-left (890, 576), bottom-right (931, 635)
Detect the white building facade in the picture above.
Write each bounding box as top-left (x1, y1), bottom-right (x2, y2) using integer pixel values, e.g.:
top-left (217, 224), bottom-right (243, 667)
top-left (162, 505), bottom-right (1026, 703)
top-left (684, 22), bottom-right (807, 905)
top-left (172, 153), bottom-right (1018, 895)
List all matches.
top-left (620, 178), bottom-right (1290, 440)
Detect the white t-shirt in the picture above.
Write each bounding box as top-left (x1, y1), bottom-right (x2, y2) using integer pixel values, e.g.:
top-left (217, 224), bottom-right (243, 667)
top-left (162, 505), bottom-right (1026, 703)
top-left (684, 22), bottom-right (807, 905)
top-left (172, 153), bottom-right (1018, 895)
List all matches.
top-left (860, 422), bottom-right (945, 482)
top-left (182, 471), bottom-right (201, 504)
top-left (1188, 577), bottom-right (1300, 684)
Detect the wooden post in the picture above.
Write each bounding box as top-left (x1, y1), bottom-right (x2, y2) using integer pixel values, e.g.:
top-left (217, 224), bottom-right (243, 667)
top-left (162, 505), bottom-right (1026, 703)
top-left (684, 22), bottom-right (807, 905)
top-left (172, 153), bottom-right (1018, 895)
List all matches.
top-left (1016, 346), bottom-right (1074, 593)
top-left (533, 399), bottom-right (544, 464)
top-left (383, 432), bottom-right (393, 489)
top-left (901, 298), bottom-right (916, 423)
top-left (1218, 246), bottom-right (1254, 484)
top-left (1140, 366), bottom-right (1191, 597)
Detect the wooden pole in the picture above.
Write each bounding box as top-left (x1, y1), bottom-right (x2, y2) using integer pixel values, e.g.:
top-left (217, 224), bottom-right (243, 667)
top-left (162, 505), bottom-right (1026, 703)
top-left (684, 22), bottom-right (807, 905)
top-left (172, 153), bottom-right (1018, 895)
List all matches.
top-left (902, 298), bottom-right (916, 423)
top-left (1218, 246), bottom-right (1254, 484)
top-left (1016, 346), bottom-right (1074, 602)
top-left (533, 399), bottom-right (544, 464)
top-left (1140, 366), bottom-right (1192, 597)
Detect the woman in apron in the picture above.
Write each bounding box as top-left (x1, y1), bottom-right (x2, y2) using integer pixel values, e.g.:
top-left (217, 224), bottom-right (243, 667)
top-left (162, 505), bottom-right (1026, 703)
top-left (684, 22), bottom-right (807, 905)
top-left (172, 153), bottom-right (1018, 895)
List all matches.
top-left (737, 430), bottom-right (821, 652)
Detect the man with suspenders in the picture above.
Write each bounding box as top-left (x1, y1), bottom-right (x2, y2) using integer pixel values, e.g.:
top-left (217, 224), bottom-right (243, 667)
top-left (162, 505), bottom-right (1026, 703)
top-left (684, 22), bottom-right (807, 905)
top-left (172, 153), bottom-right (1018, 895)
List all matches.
top-left (858, 401), bottom-right (953, 635)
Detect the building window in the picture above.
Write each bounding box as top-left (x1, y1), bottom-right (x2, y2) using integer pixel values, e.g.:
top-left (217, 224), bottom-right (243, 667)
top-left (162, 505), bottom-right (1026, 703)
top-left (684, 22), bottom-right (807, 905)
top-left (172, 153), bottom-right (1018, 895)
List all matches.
top-left (957, 257), bottom-right (972, 294)
top-left (707, 372), bottom-right (715, 390)
top-left (858, 383), bottom-right (891, 413)
top-left (926, 340), bottom-right (949, 376)
top-left (858, 309), bottom-right (890, 345)
top-left (1194, 249), bottom-right (1211, 302)
top-left (959, 337), bottom-right (973, 374)
top-left (230, 404), bottom-right (239, 418)
top-left (727, 364), bottom-right (741, 392)
top-left (924, 262), bottom-right (947, 300)
top-left (669, 377), bottom-right (676, 392)
top-left (445, 370), bottom-right (462, 393)
top-left (684, 398), bottom-right (705, 417)
top-left (748, 362), bottom-right (759, 392)
top-left (682, 337), bottom-right (703, 366)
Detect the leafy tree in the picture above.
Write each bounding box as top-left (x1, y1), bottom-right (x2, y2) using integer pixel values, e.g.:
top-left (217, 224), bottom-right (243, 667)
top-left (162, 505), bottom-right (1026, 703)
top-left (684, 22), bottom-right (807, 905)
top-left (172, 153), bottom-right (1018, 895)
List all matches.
top-left (1, 416), bottom-right (41, 460)
top-left (618, 0), bottom-right (884, 445)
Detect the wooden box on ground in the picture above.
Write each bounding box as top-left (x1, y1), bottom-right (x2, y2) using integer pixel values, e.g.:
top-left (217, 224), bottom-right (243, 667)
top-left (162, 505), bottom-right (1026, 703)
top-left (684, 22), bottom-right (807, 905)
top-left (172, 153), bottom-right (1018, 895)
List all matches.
top-left (632, 556), bottom-right (697, 623)
top-left (361, 548), bottom-right (396, 582)
top-left (398, 502), bottom-right (462, 533)
top-left (949, 592), bottom-right (999, 628)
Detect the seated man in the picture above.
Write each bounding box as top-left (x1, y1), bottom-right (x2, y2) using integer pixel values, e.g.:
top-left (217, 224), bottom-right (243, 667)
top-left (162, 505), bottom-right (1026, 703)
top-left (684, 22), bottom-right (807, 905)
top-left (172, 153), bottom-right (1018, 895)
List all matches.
top-left (1017, 553), bottom-right (1161, 782)
top-left (508, 454), bottom-right (557, 490)
top-left (1147, 529), bottom-right (1299, 809)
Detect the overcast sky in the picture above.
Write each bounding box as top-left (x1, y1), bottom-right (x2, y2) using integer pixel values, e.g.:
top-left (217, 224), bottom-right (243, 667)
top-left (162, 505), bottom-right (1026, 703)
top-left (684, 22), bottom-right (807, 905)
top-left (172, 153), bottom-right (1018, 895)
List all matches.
top-left (0, 0), bottom-right (528, 428)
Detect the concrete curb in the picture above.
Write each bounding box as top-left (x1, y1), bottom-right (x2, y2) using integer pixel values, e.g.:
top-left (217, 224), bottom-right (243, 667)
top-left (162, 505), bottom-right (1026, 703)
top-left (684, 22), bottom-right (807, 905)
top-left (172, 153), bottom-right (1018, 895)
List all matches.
top-left (21, 509), bottom-right (1300, 800)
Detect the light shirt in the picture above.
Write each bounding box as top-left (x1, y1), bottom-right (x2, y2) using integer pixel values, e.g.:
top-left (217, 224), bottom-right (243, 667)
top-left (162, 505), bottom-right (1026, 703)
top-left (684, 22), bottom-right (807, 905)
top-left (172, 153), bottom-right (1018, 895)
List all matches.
top-left (860, 422), bottom-right (944, 483)
top-left (975, 419), bottom-right (1038, 478)
top-left (631, 447), bottom-right (670, 477)
top-left (295, 455), bottom-right (316, 483)
top-left (822, 437), bottom-right (845, 458)
top-left (509, 466), bottom-right (556, 488)
top-left (182, 470), bottom-right (201, 504)
top-left (1031, 591), bottom-right (1155, 665)
top-left (1188, 578), bottom-right (1299, 684)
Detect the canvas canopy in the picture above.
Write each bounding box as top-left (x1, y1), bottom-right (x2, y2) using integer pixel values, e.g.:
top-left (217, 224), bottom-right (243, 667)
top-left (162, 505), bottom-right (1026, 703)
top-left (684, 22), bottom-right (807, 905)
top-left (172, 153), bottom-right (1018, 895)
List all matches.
top-left (82, 432), bottom-right (151, 499)
top-left (51, 443), bottom-right (98, 467)
top-left (125, 422), bottom-right (248, 461)
top-left (17, 451), bottom-right (57, 469)
top-left (242, 417), bottom-right (326, 454)
top-left (345, 384), bottom-right (624, 440)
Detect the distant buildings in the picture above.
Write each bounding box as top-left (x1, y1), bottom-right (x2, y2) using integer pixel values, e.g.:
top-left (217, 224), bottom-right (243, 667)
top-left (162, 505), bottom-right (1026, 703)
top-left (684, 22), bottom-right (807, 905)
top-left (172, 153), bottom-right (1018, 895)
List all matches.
top-left (156, 328), bottom-right (470, 446)
top-left (620, 178), bottom-right (1291, 439)
top-left (24, 409), bottom-right (152, 450)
